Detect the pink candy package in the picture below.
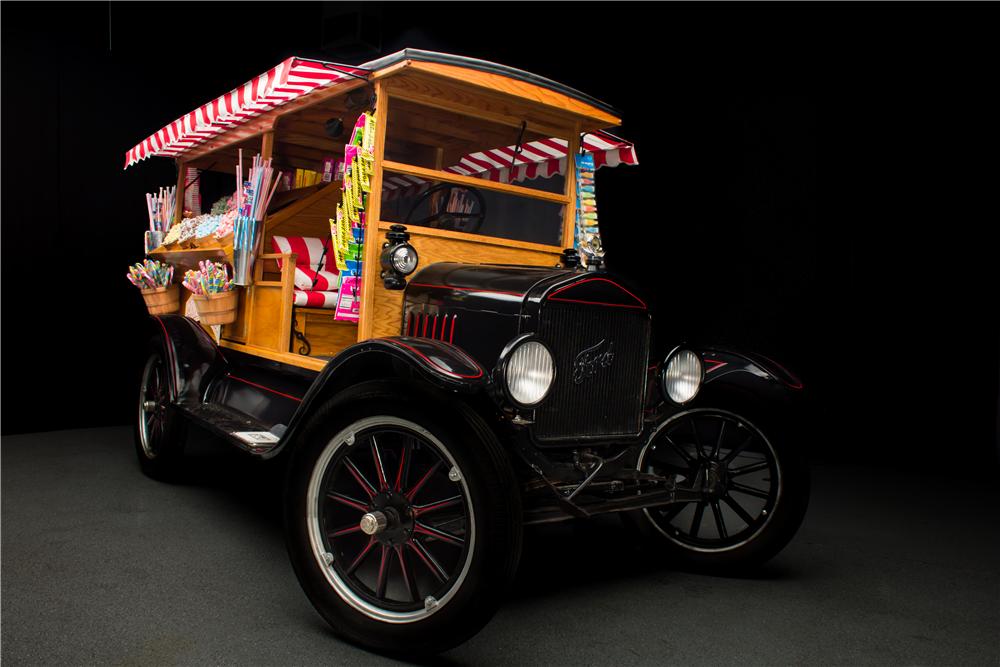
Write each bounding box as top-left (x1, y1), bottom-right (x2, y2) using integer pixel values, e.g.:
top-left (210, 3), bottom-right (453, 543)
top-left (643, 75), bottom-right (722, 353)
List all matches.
top-left (334, 276), bottom-right (361, 322)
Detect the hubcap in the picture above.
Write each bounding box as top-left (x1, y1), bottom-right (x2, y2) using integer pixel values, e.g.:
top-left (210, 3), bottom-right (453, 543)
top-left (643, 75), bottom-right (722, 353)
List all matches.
top-left (641, 409), bottom-right (781, 552)
top-left (306, 416), bottom-right (474, 623)
top-left (360, 511), bottom-right (388, 536)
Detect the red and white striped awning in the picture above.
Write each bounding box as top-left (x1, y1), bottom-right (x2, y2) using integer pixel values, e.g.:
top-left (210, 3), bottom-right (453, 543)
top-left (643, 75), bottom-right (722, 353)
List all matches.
top-left (124, 58), bottom-right (367, 169)
top-left (381, 130), bottom-right (637, 198)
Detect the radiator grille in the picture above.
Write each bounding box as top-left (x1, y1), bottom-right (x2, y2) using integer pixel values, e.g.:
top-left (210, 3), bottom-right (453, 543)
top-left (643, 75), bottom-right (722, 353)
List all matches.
top-left (533, 302), bottom-right (650, 441)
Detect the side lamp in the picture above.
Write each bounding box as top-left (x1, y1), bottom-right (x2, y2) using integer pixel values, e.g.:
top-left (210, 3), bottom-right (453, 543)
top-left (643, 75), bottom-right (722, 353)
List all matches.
top-left (380, 224), bottom-right (419, 290)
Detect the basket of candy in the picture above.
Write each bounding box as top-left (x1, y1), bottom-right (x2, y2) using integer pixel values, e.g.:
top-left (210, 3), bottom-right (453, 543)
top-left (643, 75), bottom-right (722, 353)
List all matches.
top-left (127, 259), bottom-right (178, 315)
top-left (183, 260), bottom-right (239, 325)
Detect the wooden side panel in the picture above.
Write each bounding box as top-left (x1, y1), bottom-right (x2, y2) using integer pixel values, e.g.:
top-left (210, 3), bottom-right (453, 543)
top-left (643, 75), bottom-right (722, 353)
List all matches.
top-left (264, 182), bottom-right (341, 249)
top-left (247, 285), bottom-right (285, 350)
top-left (367, 224), bottom-right (562, 339)
top-left (221, 288), bottom-right (250, 343)
top-left (294, 308), bottom-right (358, 357)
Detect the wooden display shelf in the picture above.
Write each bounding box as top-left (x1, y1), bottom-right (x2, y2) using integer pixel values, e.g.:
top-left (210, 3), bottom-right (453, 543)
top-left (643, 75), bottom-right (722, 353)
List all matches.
top-left (149, 237), bottom-right (233, 270)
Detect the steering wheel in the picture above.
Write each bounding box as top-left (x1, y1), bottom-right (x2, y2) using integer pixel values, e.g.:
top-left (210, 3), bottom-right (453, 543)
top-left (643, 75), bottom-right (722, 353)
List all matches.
top-left (405, 183), bottom-right (486, 234)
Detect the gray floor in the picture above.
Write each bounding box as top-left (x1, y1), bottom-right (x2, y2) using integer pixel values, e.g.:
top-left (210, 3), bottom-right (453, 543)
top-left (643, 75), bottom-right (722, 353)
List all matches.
top-left (2, 426), bottom-right (998, 666)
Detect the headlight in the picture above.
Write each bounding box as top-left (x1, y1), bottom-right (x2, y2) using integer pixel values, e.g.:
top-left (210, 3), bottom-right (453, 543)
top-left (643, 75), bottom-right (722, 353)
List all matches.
top-left (502, 339), bottom-right (555, 407)
top-left (662, 349), bottom-right (703, 404)
top-left (390, 244), bottom-right (418, 275)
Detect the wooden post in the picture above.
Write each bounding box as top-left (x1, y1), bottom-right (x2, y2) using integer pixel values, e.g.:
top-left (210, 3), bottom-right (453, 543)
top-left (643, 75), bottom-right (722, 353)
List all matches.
top-left (358, 82), bottom-right (390, 342)
top-left (174, 161), bottom-right (186, 225)
top-left (261, 129), bottom-right (274, 161)
top-left (561, 122), bottom-right (581, 249)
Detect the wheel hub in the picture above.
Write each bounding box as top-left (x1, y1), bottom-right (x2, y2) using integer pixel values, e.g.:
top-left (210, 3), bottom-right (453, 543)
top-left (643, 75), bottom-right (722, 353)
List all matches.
top-left (366, 492), bottom-right (415, 546)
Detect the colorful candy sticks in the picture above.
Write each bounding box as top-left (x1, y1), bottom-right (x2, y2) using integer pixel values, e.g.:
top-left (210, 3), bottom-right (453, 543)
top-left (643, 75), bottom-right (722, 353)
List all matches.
top-left (126, 259), bottom-right (174, 290)
top-left (181, 260), bottom-right (235, 295)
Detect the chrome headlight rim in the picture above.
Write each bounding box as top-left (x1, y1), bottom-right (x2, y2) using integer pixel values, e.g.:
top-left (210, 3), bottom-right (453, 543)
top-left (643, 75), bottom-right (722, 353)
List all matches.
top-left (660, 347), bottom-right (704, 405)
top-left (390, 243), bottom-right (419, 275)
top-left (496, 334), bottom-right (557, 409)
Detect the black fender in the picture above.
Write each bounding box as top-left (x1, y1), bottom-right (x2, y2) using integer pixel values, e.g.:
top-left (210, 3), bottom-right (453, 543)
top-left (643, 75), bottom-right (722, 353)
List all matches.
top-left (147, 314), bottom-right (228, 406)
top-left (651, 346), bottom-right (805, 427)
top-left (266, 336), bottom-right (493, 460)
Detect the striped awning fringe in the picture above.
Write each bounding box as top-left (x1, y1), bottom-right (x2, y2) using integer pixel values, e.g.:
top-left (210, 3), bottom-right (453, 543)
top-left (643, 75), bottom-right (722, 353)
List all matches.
top-left (380, 130), bottom-right (637, 199)
top-left (124, 58), bottom-right (367, 169)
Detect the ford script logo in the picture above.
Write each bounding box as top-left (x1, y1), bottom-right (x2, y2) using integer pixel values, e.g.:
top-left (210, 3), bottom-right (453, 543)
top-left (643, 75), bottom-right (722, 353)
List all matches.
top-left (573, 339), bottom-right (615, 384)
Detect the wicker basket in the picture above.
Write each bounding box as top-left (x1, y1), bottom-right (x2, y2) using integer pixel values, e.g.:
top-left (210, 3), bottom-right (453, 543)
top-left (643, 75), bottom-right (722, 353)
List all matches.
top-left (140, 285), bottom-right (179, 315)
top-left (192, 290), bottom-right (238, 325)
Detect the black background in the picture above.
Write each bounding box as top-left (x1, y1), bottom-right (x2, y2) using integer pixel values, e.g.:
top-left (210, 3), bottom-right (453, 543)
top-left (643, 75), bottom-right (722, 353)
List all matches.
top-left (2, 3), bottom-right (996, 468)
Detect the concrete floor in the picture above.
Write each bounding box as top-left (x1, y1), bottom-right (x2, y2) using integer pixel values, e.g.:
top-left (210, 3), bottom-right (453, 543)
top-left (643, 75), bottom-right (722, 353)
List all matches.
top-left (2, 426), bottom-right (997, 666)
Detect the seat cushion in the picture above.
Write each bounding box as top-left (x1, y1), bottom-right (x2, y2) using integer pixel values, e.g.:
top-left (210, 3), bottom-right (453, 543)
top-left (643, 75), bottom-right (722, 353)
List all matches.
top-left (293, 289), bottom-right (339, 309)
top-left (293, 267), bottom-right (339, 291)
top-left (272, 236), bottom-right (337, 273)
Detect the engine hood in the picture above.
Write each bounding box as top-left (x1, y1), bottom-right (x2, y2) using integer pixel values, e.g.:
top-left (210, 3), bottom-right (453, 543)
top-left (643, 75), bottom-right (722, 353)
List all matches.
top-left (403, 262), bottom-right (648, 371)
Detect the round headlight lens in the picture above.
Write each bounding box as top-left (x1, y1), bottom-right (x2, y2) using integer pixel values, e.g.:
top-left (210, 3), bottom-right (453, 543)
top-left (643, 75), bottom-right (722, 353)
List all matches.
top-left (662, 349), bottom-right (703, 404)
top-left (505, 340), bottom-right (555, 406)
top-left (391, 244), bottom-right (418, 275)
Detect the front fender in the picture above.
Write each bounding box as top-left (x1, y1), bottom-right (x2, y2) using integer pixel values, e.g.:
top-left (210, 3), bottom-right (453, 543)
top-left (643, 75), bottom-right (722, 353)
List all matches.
top-left (652, 346), bottom-right (805, 423)
top-left (267, 336), bottom-right (491, 460)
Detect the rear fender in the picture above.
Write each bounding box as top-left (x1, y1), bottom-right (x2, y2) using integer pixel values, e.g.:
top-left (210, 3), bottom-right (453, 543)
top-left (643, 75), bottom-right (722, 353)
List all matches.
top-left (148, 314), bottom-right (228, 405)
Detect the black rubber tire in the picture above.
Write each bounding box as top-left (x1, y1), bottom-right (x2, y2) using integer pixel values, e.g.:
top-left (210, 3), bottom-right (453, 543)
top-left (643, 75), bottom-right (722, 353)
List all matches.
top-left (284, 381), bottom-right (522, 656)
top-left (132, 349), bottom-right (187, 481)
top-left (622, 403), bottom-right (809, 572)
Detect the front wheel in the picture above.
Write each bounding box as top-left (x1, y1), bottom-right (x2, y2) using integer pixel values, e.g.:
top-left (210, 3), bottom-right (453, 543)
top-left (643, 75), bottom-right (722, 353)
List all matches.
top-left (623, 407), bottom-right (809, 571)
top-left (284, 385), bottom-right (521, 656)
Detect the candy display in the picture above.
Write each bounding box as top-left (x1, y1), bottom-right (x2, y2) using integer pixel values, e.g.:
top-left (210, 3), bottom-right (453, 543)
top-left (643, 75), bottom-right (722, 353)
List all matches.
top-left (126, 259), bottom-right (174, 289)
top-left (233, 151), bottom-right (282, 285)
top-left (329, 111), bottom-right (376, 322)
top-left (146, 186), bottom-right (176, 233)
top-left (574, 153), bottom-right (600, 252)
top-left (181, 260), bottom-right (235, 295)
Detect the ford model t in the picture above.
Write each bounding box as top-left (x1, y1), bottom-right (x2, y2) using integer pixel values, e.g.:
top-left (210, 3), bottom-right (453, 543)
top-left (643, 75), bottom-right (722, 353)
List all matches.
top-left (126, 49), bottom-right (809, 654)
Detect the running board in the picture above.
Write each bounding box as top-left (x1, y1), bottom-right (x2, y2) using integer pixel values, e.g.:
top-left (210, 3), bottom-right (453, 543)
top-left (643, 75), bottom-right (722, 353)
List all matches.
top-left (177, 403), bottom-right (283, 455)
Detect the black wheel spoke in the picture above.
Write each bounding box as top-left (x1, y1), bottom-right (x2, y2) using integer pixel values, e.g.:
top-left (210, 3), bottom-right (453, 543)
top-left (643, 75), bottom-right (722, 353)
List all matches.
top-left (395, 544), bottom-right (419, 602)
top-left (414, 521), bottom-right (464, 546)
top-left (343, 456), bottom-right (376, 499)
top-left (723, 493), bottom-right (756, 527)
top-left (330, 523), bottom-right (363, 538)
top-left (327, 491), bottom-right (369, 513)
top-left (710, 500), bottom-right (728, 539)
top-left (729, 460), bottom-right (769, 477)
top-left (394, 440), bottom-right (411, 493)
top-left (371, 436), bottom-right (389, 492)
top-left (689, 502), bottom-right (706, 538)
top-left (711, 421), bottom-right (727, 460)
top-left (346, 537), bottom-right (377, 574)
top-left (662, 435), bottom-right (695, 466)
top-left (409, 538), bottom-right (448, 582)
top-left (413, 495), bottom-right (463, 517)
top-left (405, 460), bottom-right (443, 502)
top-left (375, 545), bottom-right (390, 599)
top-left (723, 433), bottom-right (755, 464)
top-left (689, 416), bottom-right (705, 458)
top-left (731, 481), bottom-right (770, 500)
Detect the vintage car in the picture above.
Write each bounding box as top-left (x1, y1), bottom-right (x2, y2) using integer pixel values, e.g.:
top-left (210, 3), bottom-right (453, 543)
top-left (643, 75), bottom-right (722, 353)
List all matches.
top-left (126, 49), bottom-right (809, 655)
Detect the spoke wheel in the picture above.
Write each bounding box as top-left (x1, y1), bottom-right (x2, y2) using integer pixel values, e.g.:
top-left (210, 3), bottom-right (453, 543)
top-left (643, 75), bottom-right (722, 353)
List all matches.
top-left (307, 417), bottom-right (474, 621)
top-left (138, 353), bottom-right (169, 459)
top-left (285, 382), bottom-right (522, 655)
top-left (625, 406), bottom-right (809, 570)
top-left (133, 349), bottom-right (187, 480)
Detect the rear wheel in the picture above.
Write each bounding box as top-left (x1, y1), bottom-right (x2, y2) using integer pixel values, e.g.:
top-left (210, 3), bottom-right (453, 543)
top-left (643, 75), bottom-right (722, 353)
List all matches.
top-left (133, 350), bottom-right (187, 480)
top-left (285, 385), bottom-right (521, 655)
top-left (624, 407), bottom-right (808, 571)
